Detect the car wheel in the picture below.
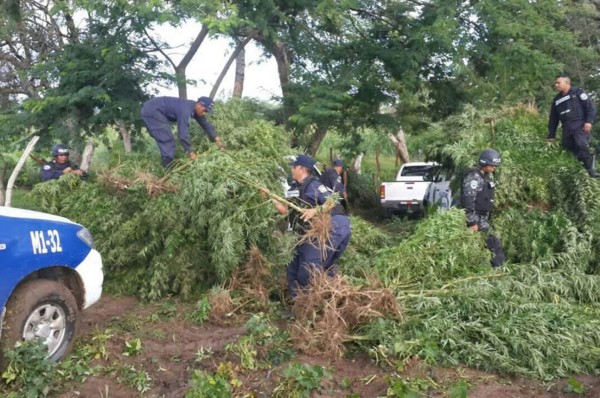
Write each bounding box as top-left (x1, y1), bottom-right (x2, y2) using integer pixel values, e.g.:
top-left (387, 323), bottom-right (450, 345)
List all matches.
top-left (1, 279), bottom-right (80, 368)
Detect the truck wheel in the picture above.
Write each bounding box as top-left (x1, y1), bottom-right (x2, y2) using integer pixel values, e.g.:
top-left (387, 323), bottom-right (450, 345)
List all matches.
top-left (382, 208), bottom-right (396, 220)
top-left (1, 279), bottom-right (80, 368)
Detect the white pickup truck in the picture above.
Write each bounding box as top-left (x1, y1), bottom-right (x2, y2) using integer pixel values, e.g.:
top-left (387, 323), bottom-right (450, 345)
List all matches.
top-left (380, 162), bottom-right (440, 216)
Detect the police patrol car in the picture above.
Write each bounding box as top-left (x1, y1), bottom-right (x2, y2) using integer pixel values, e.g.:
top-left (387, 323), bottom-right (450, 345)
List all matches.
top-left (0, 206), bottom-right (103, 367)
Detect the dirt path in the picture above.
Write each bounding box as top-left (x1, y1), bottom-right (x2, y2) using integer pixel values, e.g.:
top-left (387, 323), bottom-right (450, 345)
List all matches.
top-left (54, 295), bottom-right (598, 398)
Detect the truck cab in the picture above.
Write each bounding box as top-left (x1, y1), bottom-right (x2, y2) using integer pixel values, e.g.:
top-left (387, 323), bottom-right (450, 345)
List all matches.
top-left (0, 206), bottom-right (103, 368)
top-left (380, 162), bottom-right (440, 216)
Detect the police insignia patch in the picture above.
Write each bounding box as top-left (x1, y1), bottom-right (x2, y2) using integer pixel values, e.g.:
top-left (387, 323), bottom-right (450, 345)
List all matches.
top-left (580, 93), bottom-right (589, 100)
top-left (318, 185), bottom-right (328, 193)
top-left (43, 165), bottom-right (51, 170)
top-left (470, 180), bottom-right (478, 189)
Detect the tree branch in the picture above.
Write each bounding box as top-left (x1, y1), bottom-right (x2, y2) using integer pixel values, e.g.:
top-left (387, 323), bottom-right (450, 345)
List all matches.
top-left (143, 27), bottom-right (177, 71)
top-left (210, 35), bottom-right (254, 99)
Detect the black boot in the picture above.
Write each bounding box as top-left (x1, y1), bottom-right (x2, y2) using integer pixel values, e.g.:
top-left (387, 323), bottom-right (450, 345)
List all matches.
top-left (588, 169), bottom-right (600, 178)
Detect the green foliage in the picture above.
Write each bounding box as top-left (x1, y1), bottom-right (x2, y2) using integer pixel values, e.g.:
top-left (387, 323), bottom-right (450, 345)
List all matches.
top-left (385, 375), bottom-right (432, 397)
top-left (188, 295), bottom-right (211, 324)
top-left (564, 377), bottom-right (586, 395)
top-left (348, 105), bottom-right (600, 380)
top-left (493, 208), bottom-right (589, 269)
top-left (226, 313), bottom-right (294, 370)
top-left (123, 338), bottom-right (143, 357)
top-left (345, 170), bottom-right (381, 211)
top-left (117, 365), bottom-right (152, 393)
top-left (30, 101), bottom-right (295, 300)
top-left (185, 363), bottom-right (240, 398)
top-left (1, 339), bottom-right (58, 398)
top-left (56, 329), bottom-right (113, 383)
top-left (375, 209), bottom-right (490, 288)
top-left (449, 379), bottom-right (469, 398)
top-left (273, 362), bottom-right (332, 398)
top-left (29, 174), bottom-right (86, 214)
top-left (339, 215), bottom-right (395, 276)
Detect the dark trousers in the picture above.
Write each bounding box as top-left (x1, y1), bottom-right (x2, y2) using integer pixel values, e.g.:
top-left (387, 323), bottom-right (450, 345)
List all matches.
top-left (142, 114), bottom-right (176, 168)
top-left (323, 214), bottom-right (351, 274)
top-left (563, 129), bottom-right (593, 170)
top-left (486, 234), bottom-right (505, 268)
top-left (287, 215), bottom-right (352, 297)
top-left (287, 240), bottom-right (323, 298)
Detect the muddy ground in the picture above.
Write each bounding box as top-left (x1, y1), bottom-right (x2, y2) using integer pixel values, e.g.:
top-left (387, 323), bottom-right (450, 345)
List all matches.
top-left (49, 295), bottom-right (599, 398)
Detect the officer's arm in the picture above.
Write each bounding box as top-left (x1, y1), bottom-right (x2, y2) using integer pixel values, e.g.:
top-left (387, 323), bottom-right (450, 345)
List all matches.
top-left (335, 178), bottom-right (345, 194)
top-left (548, 102), bottom-right (559, 139)
top-left (272, 199), bottom-right (288, 215)
top-left (40, 164), bottom-right (63, 181)
top-left (176, 114), bottom-right (193, 153)
top-left (196, 116), bottom-right (218, 141)
top-left (580, 90), bottom-right (597, 124)
top-left (72, 164), bottom-right (89, 179)
top-left (460, 174), bottom-right (483, 227)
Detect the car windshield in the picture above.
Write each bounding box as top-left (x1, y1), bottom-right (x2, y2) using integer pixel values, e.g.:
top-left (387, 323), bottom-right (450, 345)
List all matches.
top-left (401, 165), bottom-right (439, 177)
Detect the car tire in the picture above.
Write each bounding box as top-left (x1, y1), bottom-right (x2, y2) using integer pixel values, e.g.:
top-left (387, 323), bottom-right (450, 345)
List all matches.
top-left (0, 279), bottom-right (80, 369)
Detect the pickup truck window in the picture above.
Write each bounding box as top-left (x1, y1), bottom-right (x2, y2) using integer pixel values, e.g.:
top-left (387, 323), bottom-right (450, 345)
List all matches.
top-left (400, 165), bottom-right (439, 178)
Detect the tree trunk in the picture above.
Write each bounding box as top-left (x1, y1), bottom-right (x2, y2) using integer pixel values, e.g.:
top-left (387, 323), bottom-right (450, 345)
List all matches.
top-left (175, 25), bottom-right (209, 99)
top-left (80, 140), bottom-right (95, 172)
top-left (0, 155), bottom-right (6, 206)
top-left (233, 48), bottom-right (246, 98)
top-left (306, 125), bottom-right (328, 156)
top-left (117, 120), bottom-right (132, 153)
top-left (389, 128), bottom-right (410, 164)
top-left (352, 153), bottom-right (363, 174)
top-left (375, 147), bottom-right (381, 185)
top-left (269, 40), bottom-right (293, 129)
top-left (210, 35), bottom-right (253, 99)
top-left (175, 66), bottom-right (188, 99)
top-left (6, 136), bottom-right (39, 207)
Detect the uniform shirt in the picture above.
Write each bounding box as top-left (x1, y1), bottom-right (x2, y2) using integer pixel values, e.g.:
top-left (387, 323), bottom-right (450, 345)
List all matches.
top-left (40, 160), bottom-right (87, 181)
top-left (319, 167), bottom-right (345, 194)
top-left (548, 87), bottom-right (596, 138)
top-left (141, 96), bottom-right (217, 152)
top-left (460, 168), bottom-right (495, 229)
top-left (288, 177), bottom-right (330, 207)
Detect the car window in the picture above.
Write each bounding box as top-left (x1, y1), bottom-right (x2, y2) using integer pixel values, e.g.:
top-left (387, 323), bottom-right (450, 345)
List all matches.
top-left (401, 165), bottom-right (439, 178)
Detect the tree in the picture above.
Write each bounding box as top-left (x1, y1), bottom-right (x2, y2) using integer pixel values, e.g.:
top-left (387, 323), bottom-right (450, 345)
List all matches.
top-left (0, 0), bottom-right (165, 151)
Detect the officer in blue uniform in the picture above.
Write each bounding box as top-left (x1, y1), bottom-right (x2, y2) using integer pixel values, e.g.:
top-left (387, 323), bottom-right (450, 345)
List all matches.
top-left (268, 154), bottom-right (351, 297)
top-left (40, 144), bottom-right (88, 181)
top-left (319, 159), bottom-right (349, 212)
top-left (141, 96), bottom-right (225, 168)
top-left (460, 149), bottom-right (505, 268)
top-left (547, 74), bottom-right (599, 177)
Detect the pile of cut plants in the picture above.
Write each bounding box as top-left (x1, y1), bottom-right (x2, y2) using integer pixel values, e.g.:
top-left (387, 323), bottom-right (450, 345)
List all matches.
top-left (28, 101), bottom-right (600, 382)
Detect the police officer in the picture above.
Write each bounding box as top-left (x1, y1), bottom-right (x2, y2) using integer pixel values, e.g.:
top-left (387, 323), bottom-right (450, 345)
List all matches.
top-left (40, 144), bottom-right (88, 181)
top-left (547, 74), bottom-right (599, 178)
top-left (141, 96), bottom-right (225, 168)
top-left (319, 159), bottom-right (349, 213)
top-left (460, 149), bottom-right (506, 268)
top-left (268, 154), bottom-right (351, 297)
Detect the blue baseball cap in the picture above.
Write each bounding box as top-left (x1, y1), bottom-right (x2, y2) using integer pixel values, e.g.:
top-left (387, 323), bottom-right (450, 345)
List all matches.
top-left (197, 96), bottom-right (214, 113)
top-left (333, 159), bottom-right (344, 168)
top-left (288, 154), bottom-right (316, 169)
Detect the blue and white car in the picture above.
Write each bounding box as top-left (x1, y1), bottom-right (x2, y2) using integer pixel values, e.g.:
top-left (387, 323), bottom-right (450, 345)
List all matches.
top-left (0, 206), bottom-right (103, 367)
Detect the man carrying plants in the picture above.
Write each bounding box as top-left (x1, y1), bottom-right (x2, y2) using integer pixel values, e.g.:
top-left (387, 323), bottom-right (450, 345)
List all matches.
top-left (320, 159), bottom-right (349, 213)
top-left (40, 143), bottom-right (88, 181)
top-left (460, 149), bottom-right (505, 268)
top-left (265, 154), bottom-right (351, 298)
top-left (141, 96), bottom-right (225, 168)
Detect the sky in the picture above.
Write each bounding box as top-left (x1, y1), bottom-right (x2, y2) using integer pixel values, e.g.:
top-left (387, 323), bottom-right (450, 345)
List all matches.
top-left (152, 21), bottom-right (282, 103)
